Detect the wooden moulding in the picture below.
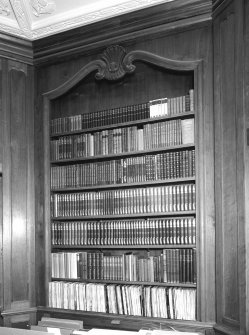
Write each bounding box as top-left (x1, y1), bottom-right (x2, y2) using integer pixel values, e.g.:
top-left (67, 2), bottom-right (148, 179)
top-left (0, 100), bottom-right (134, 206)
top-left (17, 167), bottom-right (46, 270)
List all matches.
top-left (44, 45), bottom-right (200, 100)
top-left (37, 306), bottom-right (215, 334)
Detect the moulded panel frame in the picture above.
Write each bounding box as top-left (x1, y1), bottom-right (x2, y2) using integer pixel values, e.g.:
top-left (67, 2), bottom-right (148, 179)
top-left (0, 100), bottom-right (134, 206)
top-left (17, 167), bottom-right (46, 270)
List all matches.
top-left (42, 48), bottom-right (215, 325)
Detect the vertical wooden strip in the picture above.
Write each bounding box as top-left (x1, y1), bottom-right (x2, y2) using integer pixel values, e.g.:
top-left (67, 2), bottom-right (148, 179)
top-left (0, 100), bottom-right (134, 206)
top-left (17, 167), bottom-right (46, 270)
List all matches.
top-left (213, 13), bottom-right (224, 325)
top-left (2, 58), bottom-right (12, 311)
top-left (9, 64), bottom-right (29, 302)
top-left (214, 2), bottom-right (241, 327)
top-left (43, 96), bottom-right (52, 307)
top-left (243, 1), bottom-right (249, 334)
top-left (26, 65), bottom-right (35, 308)
top-left (220, 12), bottom-right (239, 322)
top-left (1, 59), bottom-right (35, 326)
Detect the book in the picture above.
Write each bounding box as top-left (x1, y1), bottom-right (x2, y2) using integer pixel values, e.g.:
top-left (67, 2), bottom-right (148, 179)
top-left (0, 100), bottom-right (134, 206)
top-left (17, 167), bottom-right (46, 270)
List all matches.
top-left (181, 118), bottom-right (195, 144)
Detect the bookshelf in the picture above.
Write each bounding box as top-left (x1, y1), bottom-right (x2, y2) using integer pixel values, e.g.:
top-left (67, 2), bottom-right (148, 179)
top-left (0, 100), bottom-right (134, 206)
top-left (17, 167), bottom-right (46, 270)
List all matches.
top-left (41, 46), bottom-right (214, 334)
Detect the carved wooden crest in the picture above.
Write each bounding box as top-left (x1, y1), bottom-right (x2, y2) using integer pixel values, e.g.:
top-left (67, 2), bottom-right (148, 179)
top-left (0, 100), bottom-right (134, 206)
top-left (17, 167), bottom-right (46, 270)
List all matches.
top-left (96, 45), bottom-right (135, 81)
top-left (45, 45), bottom-right (198, 99)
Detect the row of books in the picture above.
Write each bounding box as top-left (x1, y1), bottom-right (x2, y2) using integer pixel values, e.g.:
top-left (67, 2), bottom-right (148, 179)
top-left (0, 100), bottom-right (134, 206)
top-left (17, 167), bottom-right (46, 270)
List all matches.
top-left (50, 118), bottom-right (195, 161)
top-left (50, 90), bottom-right (194, 135)
top-left (51, 184), bottom-right (196, 217)
top-left (50, 149), bottom-right (195, 189)
top-left (51, 217), bottom-right (196, 246)
top-left (51, 248), bottom-right (196, 284)
top-left (49, 281), bottom-right (196, 320)
top-left (149, 90), bottom-right (194, 118)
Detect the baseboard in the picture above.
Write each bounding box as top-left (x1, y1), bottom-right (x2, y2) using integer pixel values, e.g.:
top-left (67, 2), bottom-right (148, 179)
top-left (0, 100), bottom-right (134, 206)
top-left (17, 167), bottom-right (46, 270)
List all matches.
top-left (213, 323), bottom-right (240, 335)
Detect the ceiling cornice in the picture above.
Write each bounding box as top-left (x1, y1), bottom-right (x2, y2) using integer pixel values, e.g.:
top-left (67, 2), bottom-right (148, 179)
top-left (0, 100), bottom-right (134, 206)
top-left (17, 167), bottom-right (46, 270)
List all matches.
top-left (0, 0), bottom-right (212, 65)
top-left (0, 0), bottom-right (177, 41)
top-left (33, 0), bottom-right (212, 65)
top-left (30, 0), bottom-right (175, 40)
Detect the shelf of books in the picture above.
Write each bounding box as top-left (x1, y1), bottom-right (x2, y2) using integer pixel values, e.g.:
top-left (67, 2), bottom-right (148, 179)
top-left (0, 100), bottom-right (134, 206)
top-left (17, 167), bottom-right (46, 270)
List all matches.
top-left (46, 87), bottom-right (199, 325)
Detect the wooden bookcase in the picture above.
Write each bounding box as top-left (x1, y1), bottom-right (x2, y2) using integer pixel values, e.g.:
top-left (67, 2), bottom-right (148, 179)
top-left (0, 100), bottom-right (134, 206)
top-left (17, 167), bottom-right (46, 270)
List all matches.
top-left (40, 46), bottom-right (214, 334)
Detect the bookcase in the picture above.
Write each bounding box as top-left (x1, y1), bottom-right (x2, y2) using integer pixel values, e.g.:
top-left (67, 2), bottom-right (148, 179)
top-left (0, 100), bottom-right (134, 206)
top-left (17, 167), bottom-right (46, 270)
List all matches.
top-left (41, 46), bottom-right (214, 334)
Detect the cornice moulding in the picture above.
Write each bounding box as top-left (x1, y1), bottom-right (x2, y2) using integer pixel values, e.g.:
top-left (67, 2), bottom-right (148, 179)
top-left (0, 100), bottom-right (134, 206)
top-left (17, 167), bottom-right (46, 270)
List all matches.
top-left (0, 32), bottom-right (33, 64)
top-left (30, 0), bottom-right (175, 40)
top-left (32, 1), bottom-right (211, 65)
top-left (0, 0), bottom-right (176, 40)
top-left (0, 17), bottom-right (27, 39)
top-left (0, 0), bottom-right (212, 50)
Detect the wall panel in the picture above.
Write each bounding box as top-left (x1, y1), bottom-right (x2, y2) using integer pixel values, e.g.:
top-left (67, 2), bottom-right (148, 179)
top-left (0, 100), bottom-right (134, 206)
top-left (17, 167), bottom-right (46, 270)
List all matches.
top-left (213, 0), bottom-right (246, 333)
top-left (214, 3), bottom-right (239, 325)
top-left (0, 59), bottom-right (36, 327)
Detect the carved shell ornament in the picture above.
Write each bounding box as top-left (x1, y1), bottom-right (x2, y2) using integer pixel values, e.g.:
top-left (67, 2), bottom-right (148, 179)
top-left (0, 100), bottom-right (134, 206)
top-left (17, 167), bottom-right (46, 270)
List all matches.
top-left (95, 45), bottom-right (189, 82)
top-left (98, 45), bottom-right (135, 81)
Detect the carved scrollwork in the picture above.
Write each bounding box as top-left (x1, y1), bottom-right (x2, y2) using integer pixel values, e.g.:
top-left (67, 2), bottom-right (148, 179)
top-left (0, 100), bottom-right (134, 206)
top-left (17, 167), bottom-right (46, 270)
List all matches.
top-left (10, 0), bottom-right (32, 38)
top-left (0, 0), bottom-right (10, 15)
top-left (46, 46), bottom-right (199, 100)
top-left (97, 45), bottom-right (135, 81)
top-left (30, 0), bottom-right (56, 17)
top-left (96, 45), bottom-right (197, 82)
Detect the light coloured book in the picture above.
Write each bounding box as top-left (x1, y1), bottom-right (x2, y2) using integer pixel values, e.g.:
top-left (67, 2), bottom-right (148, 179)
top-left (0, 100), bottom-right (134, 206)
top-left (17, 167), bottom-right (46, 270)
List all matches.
top-left (181, 118), bottom-right (195, 144)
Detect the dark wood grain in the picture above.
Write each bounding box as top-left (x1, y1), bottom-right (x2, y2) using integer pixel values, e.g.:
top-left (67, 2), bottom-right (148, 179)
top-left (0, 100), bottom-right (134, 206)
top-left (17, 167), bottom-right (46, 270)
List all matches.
top-left (0, 58), bottom-right (35, 327)
top-left (240, 0), bottom-right (249, 334)
top-left (213, 0), bottom-right (248, 334)
top-left (37, 307), bottom-right (215, 334)
top-left (0, 34), bottom-right (33, 65)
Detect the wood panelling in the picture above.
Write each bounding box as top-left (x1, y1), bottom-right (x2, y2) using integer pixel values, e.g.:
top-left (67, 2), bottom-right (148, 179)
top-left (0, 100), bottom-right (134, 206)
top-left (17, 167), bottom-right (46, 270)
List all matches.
top-left (212, 0), bottom-right (233, 14)
top-left (0, 35), bottom-right (33, 65)
top-left (214, 3), bottom-right (238, 323)
top-left (51, 62), bottom-right (193, 119)
top-left (213, 0), bottom-right (247, 334)
top-left (0, 58), bottom-right (35, 326)
top-left (0, 1), bottom-right (247, 333)
top-left (243, 0), bottom-right (249, 334)
top-left (10, 64), bottom-right (29, 302)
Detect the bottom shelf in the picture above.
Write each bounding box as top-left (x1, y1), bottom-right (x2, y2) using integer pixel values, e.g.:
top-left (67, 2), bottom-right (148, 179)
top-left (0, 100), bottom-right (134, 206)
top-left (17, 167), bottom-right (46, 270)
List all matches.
top-left (49, 282), bottom-right (196, 320)
top-left (36, 307), bottom-right (215, 335)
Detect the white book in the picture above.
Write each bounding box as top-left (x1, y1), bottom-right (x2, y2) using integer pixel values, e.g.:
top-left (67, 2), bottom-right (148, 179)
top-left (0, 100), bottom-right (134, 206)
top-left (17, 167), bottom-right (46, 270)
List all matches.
top-left (181, 118), bottom-right (195, 144)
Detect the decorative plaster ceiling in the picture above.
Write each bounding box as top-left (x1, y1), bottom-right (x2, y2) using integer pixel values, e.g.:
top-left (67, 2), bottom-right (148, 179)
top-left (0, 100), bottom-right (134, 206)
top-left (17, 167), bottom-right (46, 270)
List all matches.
top-left (0, 0), bottom-right (174, 40)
